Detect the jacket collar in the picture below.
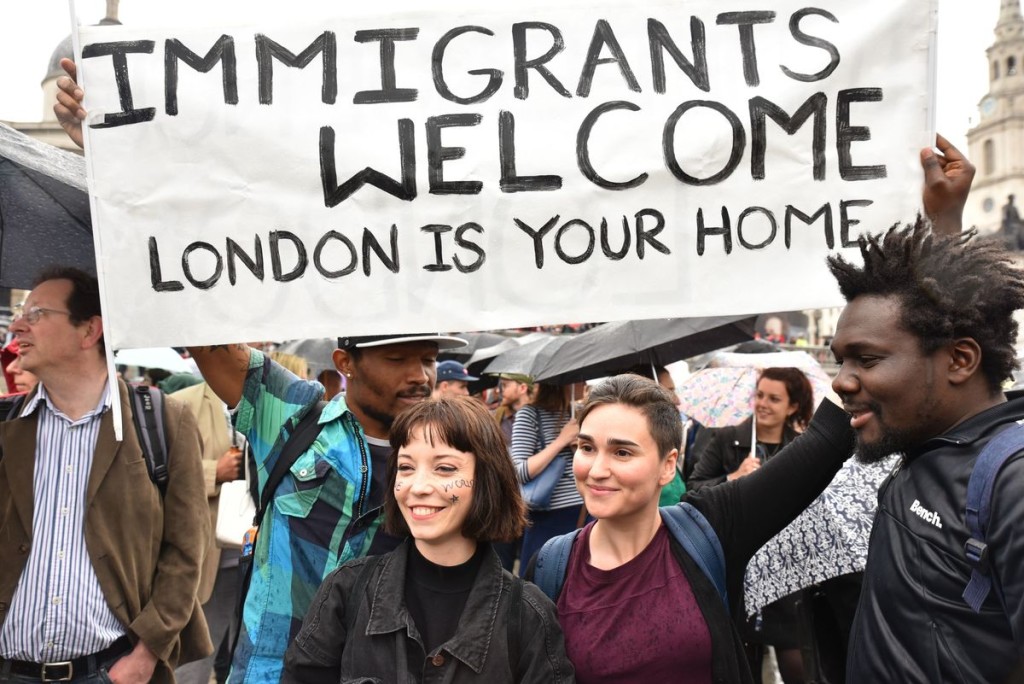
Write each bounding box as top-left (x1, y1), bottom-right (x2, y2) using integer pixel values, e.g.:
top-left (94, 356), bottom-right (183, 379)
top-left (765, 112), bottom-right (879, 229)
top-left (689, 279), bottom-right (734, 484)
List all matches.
top-left (912, 390), bottom-right (1024, 453)
top-left (729, 416), bottom-right (799, 449)
top-left (87, 379), bottom-right (132, 508)
top-left (22, 378), bottom-right (112, 421)
top-left (365, 539), bottom-right (503, 673)
top-left (1, 377), bottom-right (126, 533)
top-left (320, 392), bottom-right (354, 425)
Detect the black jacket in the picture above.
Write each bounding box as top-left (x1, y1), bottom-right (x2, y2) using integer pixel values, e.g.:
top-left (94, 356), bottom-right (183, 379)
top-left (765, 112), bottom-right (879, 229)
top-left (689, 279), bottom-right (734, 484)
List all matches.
top-left (847, 393), bottom-right (1024, 684)
top-left (283, 541), bottom-right (574, 684)
top-left (687, 417), bottom-right (800, 491)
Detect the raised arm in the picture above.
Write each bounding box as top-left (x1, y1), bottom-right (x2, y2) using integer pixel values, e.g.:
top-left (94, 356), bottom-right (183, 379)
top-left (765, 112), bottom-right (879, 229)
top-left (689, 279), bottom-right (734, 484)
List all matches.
top-left (54, 58), bottom-right (85, 149)
top-left (921, 133), bottom-right (975, 236)
top-left (684, 400), bottom-right (854, 569)
top-left (187, 345), bottom-right (251, 409)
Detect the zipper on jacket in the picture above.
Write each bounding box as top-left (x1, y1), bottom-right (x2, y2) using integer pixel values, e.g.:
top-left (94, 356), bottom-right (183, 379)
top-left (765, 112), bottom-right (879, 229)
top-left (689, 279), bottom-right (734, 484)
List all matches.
top-left (931, 622), bottom-right (968, 684)
top-left (889, 457), bottom-right (903, 479)
top-left (347, 413), bottom-right (371, 518)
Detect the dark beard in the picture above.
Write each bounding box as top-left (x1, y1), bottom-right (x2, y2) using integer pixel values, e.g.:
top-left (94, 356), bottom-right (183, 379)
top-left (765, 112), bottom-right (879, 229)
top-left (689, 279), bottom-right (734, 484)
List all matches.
top-left (854, 424), bottom-right (911, 464)
top-left (360, 404), bottom-right (395, 432)
top-left (358, 390), bottom-right (432, 430)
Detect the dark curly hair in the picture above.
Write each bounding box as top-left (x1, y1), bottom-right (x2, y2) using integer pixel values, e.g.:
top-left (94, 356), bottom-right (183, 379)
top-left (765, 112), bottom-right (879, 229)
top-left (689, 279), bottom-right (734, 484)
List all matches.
top-left (826, 218), bottom-right (1024, 392)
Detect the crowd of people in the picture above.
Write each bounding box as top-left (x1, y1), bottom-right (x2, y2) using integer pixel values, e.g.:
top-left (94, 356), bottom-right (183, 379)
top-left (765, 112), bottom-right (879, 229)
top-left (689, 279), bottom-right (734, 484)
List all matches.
top-left (0, 58), bottom-right (1022, 684)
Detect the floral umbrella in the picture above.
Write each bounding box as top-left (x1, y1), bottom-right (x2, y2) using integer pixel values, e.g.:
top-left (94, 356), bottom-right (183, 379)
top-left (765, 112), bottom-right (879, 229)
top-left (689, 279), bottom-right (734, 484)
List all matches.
top-left (744, 455), bottom-right (897, 615)
top-left (677, 363), bottom-right (834, 428)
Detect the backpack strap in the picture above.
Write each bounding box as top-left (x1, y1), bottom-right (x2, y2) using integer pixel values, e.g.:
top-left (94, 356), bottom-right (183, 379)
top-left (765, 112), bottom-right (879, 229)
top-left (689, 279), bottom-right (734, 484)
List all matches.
top-left (533, 529), bottom-right (582, 601)
top-left (533, 505), bottom-right (727, 610)
top-left (256, 400), bottom-right (327, 527)
top-left (130, 384), bottom-right (169, 494)
top-left (962, 421), bottom-right (1024, 612)
top-left (661, 502), bottom-right (729, 610)
top-left (506, 574), bottom-right (524, 677)
top-left (229, 400), bottom-right (331, 660)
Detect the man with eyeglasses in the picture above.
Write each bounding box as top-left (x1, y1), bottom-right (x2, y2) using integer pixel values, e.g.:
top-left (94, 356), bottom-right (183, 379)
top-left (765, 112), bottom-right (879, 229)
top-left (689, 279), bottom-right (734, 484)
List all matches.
top-left (0, 267), bottom-right (212, 684)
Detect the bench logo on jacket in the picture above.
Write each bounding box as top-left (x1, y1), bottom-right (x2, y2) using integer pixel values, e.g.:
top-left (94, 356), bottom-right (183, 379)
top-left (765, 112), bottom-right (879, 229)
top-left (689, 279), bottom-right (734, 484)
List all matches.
top-left (909, 499), bottom-right (943, 529)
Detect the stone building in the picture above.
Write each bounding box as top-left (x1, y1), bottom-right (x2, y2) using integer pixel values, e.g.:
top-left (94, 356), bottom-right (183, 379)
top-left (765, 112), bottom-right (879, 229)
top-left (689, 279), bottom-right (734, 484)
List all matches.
top-left (966, 0), bottom-right (1024, 236)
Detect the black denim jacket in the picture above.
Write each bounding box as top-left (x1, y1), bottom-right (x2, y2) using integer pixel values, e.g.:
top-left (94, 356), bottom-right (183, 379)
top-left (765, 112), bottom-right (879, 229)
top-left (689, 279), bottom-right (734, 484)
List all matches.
top-left (283, 540), bottom-right (574, 684)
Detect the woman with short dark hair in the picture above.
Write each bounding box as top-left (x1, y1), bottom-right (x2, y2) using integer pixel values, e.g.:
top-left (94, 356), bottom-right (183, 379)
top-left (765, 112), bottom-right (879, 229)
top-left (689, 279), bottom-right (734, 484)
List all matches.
top-left (283, 396), bottom-right (574, 684)
top-left (536, 373), bottom-right (852, 684)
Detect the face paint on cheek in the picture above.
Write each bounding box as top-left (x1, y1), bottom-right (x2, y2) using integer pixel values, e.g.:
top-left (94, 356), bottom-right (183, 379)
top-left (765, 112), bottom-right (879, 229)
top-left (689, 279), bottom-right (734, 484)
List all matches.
top-left (442, 478), bottom-right (474, 493)
top-left (394, 482), bottom-right (402, 492)
top-left (450, 494), bottom-right (459, 504)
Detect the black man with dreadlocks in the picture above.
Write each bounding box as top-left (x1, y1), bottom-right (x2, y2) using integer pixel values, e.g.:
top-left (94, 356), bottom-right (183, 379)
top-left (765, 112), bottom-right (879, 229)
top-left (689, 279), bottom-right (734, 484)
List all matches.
top-left (829, 221), bottom-right (1024, 683)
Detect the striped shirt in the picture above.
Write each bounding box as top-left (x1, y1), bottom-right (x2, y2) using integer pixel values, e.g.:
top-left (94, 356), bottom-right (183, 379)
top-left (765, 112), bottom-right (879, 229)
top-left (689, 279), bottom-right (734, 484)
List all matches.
top-left (230, 351), bottom-right (382, 684)
top-left (0, 381), bottom-right (124, 661)
top-left (511, 405), bottom-right (583, 510)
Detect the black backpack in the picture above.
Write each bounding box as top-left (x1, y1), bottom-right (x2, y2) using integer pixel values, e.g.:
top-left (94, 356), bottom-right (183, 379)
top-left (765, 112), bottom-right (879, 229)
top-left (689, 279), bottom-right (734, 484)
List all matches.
top-left (1, 384), bottom-right (171, 493)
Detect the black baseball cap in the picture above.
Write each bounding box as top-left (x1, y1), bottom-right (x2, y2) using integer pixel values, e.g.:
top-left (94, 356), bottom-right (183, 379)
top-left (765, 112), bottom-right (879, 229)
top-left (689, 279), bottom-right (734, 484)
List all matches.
top-left (337, 333), bottom-right (467, 351)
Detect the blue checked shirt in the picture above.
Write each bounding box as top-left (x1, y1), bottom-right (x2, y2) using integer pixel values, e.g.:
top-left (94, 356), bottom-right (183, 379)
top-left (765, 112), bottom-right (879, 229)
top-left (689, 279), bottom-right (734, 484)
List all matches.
top-left (229, 350), bottom-right (383, 684)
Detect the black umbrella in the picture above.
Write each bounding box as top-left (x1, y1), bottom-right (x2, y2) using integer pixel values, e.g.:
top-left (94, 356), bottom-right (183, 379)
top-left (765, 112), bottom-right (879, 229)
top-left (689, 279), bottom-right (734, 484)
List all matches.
top-left (0, 122), bottom-right (94, 288)
top-left (438, 331), bottom-right (512, 363)
top-left (532, 315), bottom-right (757, 384)
top-left (483, 334), bottom-right (575, 381)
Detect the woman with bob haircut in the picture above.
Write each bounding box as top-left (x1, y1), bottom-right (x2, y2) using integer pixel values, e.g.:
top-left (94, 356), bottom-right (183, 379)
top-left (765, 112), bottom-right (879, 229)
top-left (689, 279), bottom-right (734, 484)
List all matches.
top-left (539, 374), bottom-right (852, 684)
top-left (283, 396), bottom-right (574, 684)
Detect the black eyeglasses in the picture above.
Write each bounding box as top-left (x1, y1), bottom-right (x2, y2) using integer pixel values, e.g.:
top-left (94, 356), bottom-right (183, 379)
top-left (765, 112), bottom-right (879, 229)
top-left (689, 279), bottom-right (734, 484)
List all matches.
top-left (12, 304), bottom-right (72, 325)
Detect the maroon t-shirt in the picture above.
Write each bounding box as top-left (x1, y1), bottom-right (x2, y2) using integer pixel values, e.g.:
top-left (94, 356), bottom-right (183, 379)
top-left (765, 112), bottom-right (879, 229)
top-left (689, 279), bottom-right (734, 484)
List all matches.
top-left (558, 522), bottom-right (713, 683)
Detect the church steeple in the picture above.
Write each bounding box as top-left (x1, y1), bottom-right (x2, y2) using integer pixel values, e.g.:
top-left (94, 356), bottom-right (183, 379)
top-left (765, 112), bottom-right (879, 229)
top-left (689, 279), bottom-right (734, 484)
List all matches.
top-left (998, 0), bottom-right (1023, 35)
top-left (987, 0), bottom-right (1024, 95)
top-left (964, 1), bottom-right (1024, 235)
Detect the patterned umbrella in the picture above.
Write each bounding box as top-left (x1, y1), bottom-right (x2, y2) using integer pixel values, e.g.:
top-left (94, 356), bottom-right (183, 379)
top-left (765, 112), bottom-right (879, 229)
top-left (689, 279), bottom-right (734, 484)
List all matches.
top-left (743, 455), bottom-right (897, 615)
top-left (677, 363), bottom-right (834, 428)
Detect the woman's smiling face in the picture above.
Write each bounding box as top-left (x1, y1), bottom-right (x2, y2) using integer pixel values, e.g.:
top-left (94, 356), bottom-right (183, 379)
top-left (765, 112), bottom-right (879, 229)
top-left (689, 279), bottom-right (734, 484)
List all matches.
top-left (754, 377), bottom-right (796, 432)
top-left (394, 426), bottom-right (477, 561)
top-left (573, 403), bottom-right (677, 523)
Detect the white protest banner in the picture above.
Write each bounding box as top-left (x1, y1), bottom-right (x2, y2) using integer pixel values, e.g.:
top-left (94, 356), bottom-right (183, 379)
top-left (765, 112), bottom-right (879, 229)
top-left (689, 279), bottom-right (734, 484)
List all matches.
top-left (75, 0), bottom-right (937, 349)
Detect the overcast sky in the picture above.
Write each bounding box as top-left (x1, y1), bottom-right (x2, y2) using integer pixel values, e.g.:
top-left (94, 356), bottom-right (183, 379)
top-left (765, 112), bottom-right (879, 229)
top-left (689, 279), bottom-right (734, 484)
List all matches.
top-left (0, 0), bottom-right (1004, 151)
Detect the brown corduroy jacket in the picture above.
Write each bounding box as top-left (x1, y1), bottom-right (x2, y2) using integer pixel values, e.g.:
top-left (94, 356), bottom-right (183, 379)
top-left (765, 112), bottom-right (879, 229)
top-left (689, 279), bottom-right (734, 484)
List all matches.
top-left (0, 379), bottom-right (213, 682)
